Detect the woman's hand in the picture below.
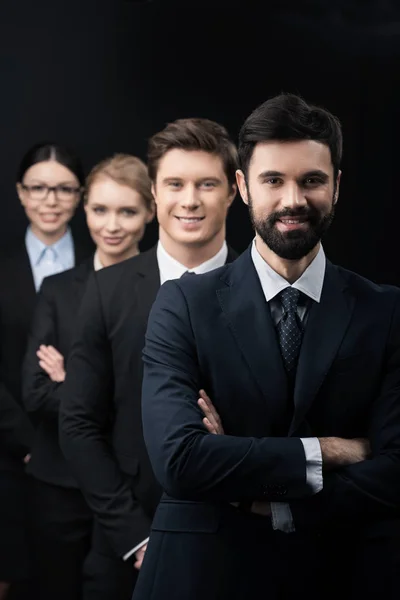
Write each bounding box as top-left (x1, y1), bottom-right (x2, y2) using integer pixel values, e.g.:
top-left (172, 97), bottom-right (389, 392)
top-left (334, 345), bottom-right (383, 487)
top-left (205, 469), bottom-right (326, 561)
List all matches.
top-left (197, 389), bottom-right (225, 435)
top-left (37, 345), bottom-right (66, 382)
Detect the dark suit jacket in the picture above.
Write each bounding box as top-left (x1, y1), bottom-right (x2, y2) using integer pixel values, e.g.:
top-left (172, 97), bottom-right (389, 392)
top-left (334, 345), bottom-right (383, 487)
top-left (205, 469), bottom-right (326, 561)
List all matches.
top-left (0, 241), bottom-right (89, 471)
top-left (134, 246), bottom-right (400, 600)
top-left (59, 245), bottom-right (237, 559)
top-left (22, 258), bottom-right (93, 487)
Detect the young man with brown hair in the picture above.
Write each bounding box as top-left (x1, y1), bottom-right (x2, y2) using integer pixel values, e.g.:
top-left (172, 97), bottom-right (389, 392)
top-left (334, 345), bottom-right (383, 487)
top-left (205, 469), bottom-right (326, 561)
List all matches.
top-left (59, 118), bottom-right (238, 600)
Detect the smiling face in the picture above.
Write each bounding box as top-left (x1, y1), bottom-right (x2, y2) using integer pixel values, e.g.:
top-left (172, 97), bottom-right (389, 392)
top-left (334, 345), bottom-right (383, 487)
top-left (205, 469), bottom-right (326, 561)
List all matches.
top-left (17, 160), bottom-right (81, 243)
top-left (237, 140), bottom-right (340, 261)
top-left (84, 175), bottom-right (154, 266)
top-left (153, 149), bottom-right (236, 257)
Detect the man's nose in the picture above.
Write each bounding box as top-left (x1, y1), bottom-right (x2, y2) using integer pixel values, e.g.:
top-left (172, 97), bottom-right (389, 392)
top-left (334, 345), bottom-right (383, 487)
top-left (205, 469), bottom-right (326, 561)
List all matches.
top-left (180, 186), bottom-right (201, 209)
top-left (281, 184), bottom-right (307, 209)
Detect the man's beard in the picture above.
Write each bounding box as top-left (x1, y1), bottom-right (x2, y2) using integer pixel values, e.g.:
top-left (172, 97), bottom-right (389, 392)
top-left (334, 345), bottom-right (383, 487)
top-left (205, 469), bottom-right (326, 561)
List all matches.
top-left (248, 196), bottom-right (335, 260)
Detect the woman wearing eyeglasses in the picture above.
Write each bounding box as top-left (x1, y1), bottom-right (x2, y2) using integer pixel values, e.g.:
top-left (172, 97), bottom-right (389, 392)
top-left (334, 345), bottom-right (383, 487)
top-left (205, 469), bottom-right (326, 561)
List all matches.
top-left (22, 154), bottom-right (154, 600)
top-left (16, 145), bottom-right (87, 291)
top-left (0, 143), bottom-right (91, 599)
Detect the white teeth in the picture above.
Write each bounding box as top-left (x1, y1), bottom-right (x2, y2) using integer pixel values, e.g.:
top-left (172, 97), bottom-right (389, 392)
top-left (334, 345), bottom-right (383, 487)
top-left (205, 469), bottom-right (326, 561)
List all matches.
top-left (179, 218), bottom-right (202, 223)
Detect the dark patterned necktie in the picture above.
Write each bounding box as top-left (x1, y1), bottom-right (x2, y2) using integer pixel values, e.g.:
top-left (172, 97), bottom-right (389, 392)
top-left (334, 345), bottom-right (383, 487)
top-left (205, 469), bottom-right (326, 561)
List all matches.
top-left (276, 287), bottom-right (304, 377)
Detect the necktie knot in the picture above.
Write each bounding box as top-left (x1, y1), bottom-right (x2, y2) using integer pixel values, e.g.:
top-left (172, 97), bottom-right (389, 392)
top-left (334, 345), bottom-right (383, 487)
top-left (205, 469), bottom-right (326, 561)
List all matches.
top-left (280, 287), bottom-right (300, 314)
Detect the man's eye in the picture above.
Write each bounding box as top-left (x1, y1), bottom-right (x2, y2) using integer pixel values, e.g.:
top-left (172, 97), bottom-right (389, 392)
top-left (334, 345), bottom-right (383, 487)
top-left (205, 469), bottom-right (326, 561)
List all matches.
top-left (32, 185), bottom-right (45, 192)
top-left (265, 178), bottom-right (281, 185)
top-left (93, 207), bottom-right (105, 214)
top-left (169, 182), bottom-right (182, 188)
top-left (303, 178), bottom-right (322, 186)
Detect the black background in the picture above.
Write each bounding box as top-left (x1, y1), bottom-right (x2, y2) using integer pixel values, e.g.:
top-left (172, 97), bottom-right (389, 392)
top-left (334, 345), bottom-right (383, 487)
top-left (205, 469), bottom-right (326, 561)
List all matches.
top-left (1, 0), bottom-right (399, 283)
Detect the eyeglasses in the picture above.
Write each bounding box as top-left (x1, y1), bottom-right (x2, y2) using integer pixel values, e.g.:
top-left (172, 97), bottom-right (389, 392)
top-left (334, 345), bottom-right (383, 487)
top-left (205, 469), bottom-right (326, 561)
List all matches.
top-left (21, 183), bottom-right (81, 203)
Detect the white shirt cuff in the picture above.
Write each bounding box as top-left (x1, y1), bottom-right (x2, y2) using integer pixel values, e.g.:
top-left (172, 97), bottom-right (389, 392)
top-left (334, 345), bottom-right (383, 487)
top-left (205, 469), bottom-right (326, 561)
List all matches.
top-left (122, 537), bottom-right (149, 561)
top-left (300, 437), bottom-right (323, 494)
top-left (270, 438), bottom-right (322, 534)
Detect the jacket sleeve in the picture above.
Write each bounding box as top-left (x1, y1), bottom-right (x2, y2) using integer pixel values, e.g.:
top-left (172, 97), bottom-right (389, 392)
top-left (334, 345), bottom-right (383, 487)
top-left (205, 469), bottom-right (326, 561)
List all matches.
top-left (59, 272), bottom-right (151, 558)
top-left (291, 292), bottom-right (400, 531)
top-left (141, 280), bottom-right (309, 503)
top-left (22, 278), bottom-right (63, 420)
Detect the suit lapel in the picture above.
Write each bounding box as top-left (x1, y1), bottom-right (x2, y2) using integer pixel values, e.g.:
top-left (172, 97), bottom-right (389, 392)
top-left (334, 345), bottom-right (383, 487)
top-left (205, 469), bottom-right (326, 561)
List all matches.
top-left (289, 262), bottom-right (354, 435)
top-left (134, 247), bottom-right (161, 315)
top-left (226, 245), bottom-right (238, 264)
top-left (15, 245), bottom-right (37, 305)
top-left (217, 249), bottom-right (289, 428)
top-left (71, 257), bottom-right (94, 308)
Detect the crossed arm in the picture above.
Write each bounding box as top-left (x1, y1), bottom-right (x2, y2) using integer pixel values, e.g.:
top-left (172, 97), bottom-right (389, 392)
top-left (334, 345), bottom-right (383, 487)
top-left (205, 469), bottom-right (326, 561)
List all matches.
top-left (143, 281), bottom-right (400, 531)
top-left (199, 390), bottom-right (370, 470)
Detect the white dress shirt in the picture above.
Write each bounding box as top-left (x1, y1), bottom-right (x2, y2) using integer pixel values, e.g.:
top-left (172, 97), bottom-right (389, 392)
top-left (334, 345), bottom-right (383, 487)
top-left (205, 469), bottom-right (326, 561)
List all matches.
top-left (251, 239), bottom-right (324, 533)
top-left (25, 227), bottom-right (75, 292)
top-left (157, 239), bottom-right (228, 284)
top-left (93, 251), bottom-right (104, 272)
top-left (123, 240), bottom-right (229, 561)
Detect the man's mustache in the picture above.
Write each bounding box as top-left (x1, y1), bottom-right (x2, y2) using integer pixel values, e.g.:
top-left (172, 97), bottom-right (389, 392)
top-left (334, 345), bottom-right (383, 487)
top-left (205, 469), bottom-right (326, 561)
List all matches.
top-left (268, 207), bottom-right (317, 224)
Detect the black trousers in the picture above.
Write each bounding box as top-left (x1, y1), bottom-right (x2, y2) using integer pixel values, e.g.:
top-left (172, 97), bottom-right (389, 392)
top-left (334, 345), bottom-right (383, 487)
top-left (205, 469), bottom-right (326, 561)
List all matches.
top-left (0, 470), bottom-right (30, 584)
top-left (29, 477), bottom-right (93, 600)
top-left (82, 521), bottom-right (138, 600)
top-left (133, 502), bottom-right (400, 600)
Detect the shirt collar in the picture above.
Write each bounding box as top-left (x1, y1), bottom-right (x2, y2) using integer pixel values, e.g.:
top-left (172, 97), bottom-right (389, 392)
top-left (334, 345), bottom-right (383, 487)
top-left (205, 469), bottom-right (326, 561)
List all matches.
top-left (25, 226), bottom-right (73, 266)
top-left (157, 240), bottom-right (228, 283)
top-left (251, 238), bottom-right (326, 303)
top-left (93, 251), bottom-right (104, 271)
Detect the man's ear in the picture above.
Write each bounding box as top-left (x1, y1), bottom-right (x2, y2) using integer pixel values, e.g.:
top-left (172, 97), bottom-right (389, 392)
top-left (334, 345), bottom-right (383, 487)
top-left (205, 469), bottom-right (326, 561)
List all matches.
top-left (334, 170), bottom-right (342, 205)
top-left (236, 170), bottom-right (249, 206)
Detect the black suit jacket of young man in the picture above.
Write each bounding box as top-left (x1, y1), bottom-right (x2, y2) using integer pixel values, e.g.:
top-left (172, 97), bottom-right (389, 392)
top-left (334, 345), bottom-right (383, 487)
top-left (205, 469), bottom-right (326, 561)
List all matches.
top-left (59, 244), bottom-right (238, 558)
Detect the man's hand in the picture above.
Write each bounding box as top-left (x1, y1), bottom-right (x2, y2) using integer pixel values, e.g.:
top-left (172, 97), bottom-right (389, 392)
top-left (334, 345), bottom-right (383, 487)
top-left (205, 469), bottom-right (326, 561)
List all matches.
top-left (319, 437), bottom-right (371, 470)
top-left (23, 453), bottom-right (31, 465)
top-left (198, 389), bottom-right (224, 435)
top-left (134, 543), bottom-right (147, 570)
top-left (37, 345), bottom-right (66, 383)
top-left (197, 391), bottom-right (370, 471)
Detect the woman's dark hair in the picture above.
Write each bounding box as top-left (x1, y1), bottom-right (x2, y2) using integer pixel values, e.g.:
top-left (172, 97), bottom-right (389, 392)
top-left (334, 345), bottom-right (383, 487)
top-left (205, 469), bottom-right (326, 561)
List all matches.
top-left (16, 142), bottom-right (85, 186)
top-left (239, 93), bottom-right (343, 180)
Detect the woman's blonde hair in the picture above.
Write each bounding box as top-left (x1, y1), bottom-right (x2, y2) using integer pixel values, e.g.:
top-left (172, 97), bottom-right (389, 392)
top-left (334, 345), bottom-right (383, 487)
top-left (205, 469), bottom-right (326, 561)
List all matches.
top-left (85, 153), bottom-right (153, 210)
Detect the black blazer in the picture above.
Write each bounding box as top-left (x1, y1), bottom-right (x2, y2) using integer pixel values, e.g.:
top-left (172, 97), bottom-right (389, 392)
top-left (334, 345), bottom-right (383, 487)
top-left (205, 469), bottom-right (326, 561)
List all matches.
top-left (0, 241), bottom-right (89, 471)
top-left (59, 244), bottom-right (237, 559)
top-left (134, 247), bottom-right (400, 600)
top-left (22, 258), bottom-right (93, 487)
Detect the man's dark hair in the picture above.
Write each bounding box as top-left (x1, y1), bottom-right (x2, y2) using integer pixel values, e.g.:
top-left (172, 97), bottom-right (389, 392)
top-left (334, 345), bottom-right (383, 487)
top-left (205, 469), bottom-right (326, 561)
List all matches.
top-left (238, 93), bottom-right (343, 179)
top-left (148, 118), bottom-right (238, 187)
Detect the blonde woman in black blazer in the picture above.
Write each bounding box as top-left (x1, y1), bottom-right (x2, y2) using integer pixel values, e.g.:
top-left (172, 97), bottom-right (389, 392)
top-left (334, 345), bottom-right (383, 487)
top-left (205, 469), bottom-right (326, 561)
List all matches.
top-left (22, 154), bottom-right (154, 600)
